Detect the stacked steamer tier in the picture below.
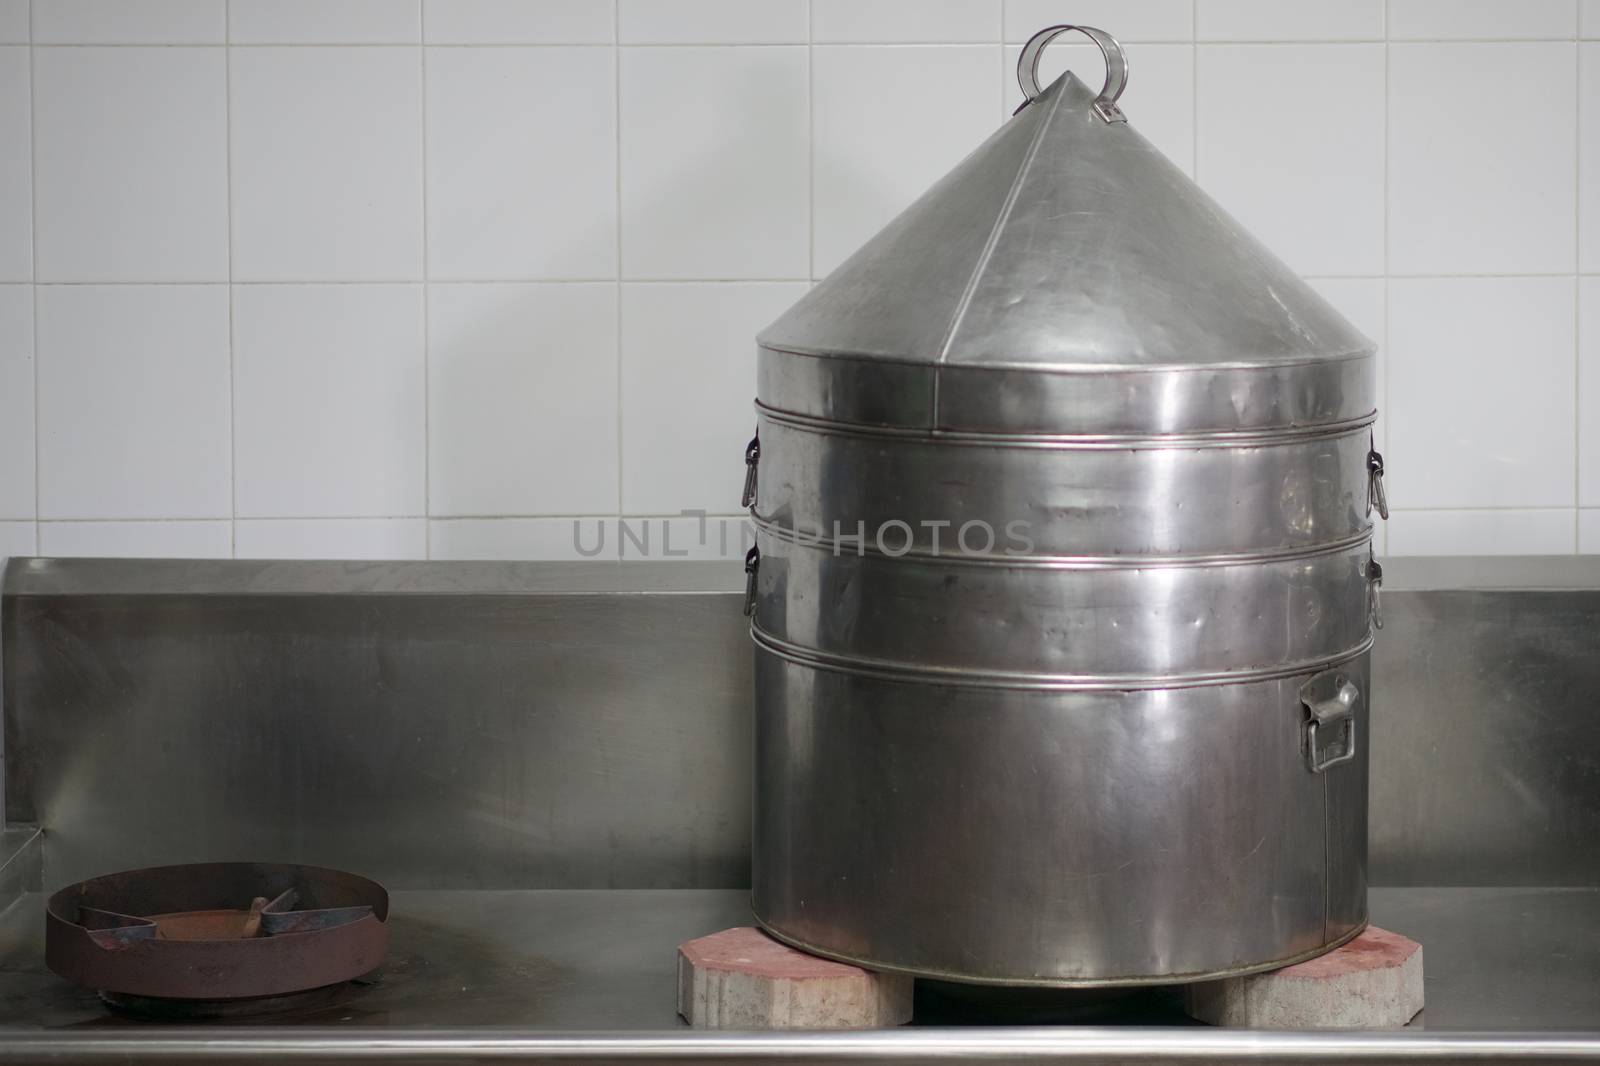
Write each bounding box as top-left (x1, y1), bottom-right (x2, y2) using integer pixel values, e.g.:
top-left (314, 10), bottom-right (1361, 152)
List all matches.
top-left (741, 26), bottom-right (1388, 987)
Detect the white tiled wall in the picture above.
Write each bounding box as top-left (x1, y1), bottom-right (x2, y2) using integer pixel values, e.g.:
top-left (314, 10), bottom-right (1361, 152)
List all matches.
top-left (1, 0), bottom-right (1598, 560)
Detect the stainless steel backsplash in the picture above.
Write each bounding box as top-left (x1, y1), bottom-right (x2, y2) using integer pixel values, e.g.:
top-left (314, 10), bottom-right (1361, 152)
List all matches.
top-left (4, 557), bottom-right (1596, 890)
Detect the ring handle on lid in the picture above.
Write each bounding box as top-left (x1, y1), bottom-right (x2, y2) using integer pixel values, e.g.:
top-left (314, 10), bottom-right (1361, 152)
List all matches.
top-left (1016, 24), bottom-right (1128, 123)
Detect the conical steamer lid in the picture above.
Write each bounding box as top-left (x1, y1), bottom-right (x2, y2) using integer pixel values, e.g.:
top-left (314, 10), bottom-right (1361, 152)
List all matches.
top-left (758, 26), bottom-right (1375, 436)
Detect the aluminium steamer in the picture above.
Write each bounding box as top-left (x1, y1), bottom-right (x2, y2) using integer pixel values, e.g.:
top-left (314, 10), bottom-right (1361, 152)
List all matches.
top-left (740, 26), bottom-right (1388, 986)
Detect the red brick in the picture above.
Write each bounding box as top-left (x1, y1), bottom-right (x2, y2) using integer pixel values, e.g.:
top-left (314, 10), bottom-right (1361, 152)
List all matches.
top-left (677, 927), bottom-right (913, 1029)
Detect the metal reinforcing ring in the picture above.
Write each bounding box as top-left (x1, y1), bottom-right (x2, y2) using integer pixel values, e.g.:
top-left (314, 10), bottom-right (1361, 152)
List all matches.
top-left (1016, 24), bottom-right (1128, 123)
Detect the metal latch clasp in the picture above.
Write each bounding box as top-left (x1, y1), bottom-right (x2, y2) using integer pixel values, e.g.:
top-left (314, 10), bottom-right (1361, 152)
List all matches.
top-left (1301, 669), bottom-right (1360, 774)
top-left (741, 433), bottom-right (760, 509)
top-left (1367, 447), bottom-right (1389, 521)
top-left (743, 546), bottom-right (760, 617)
top-left (1367, 552), bottom-right (1384, 631)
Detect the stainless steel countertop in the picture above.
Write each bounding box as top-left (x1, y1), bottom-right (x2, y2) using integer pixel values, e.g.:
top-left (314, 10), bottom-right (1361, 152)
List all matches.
top-left (0, 886), bottom-right (1596, 1061)
top-left (16, 555), bottom-right (1600, 598)
top-left (1, 557), bottom-right (747, 596)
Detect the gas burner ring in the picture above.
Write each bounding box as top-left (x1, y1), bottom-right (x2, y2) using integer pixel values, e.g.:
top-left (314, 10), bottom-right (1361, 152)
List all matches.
top-left (46, 862), bottom-right (389, 1008)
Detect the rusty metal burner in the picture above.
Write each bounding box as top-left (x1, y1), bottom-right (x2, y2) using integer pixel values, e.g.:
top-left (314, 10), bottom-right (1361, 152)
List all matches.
top-left (46, 862), bottom-right (389, 1009)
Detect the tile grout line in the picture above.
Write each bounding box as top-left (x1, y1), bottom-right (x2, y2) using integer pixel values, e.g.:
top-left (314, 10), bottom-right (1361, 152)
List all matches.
top-left (992, 35), bottom-right (1002, 130)
top-left (985, 0), bottom-right (998, 119)
top-left (613, 0), bottom-right (623, 524)
top-left (28, 0), bottom-right (37, 552)
top-left (24, 38), bottom-right (1600, 48)
top-left (997, 2), bottom-right (1006, 123)
top-left (225, 0), bottom-right (235, 558)
top-left (993, 0), bottom-right (1003, 110)
top-left (1002, 0), bottom-right (1014, 115)
top-left (1576, 35), bottom-right (1584, 549)
top-left (420, 33), bottom-right (431, 560)
top-left (1382, 0), bottom-right (1390, 556)
top-left (26, 276), bottom-right (812, 284)
top-left (41, 272), bottom-right (1600, 282)
top-left (806, 0), bottom-right (814, 284)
